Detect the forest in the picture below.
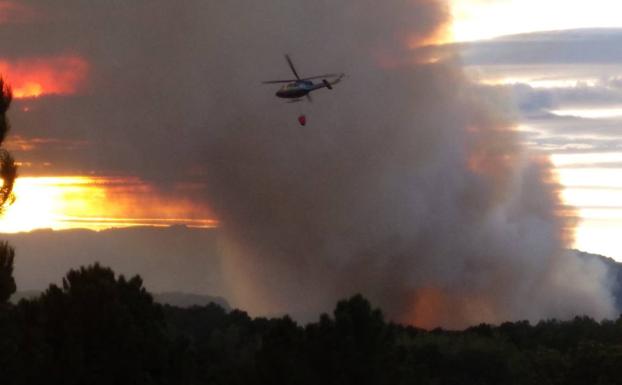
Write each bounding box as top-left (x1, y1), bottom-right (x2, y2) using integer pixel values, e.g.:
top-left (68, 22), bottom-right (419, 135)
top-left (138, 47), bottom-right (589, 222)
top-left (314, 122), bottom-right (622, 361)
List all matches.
top-left (1, 256), bottom-right (622, 385)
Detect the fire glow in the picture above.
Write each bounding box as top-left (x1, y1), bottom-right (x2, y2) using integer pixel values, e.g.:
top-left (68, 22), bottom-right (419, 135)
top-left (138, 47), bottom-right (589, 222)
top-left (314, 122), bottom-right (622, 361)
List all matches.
top-left (0, 55), bottom-right (88, 98)
top-left (0, 176), bottom-right (217, 233)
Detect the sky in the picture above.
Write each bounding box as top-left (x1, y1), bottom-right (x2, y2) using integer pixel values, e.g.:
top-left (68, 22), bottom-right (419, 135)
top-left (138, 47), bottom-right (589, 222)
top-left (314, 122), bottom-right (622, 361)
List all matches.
top-left (449, 1), bottom-right (622, 260)
top-left (451, 0), bottom-right (622, 41)
top-left (0, 0), bottom-right (619, 326)
top-left (0, 0), bottom-right (618, 261)
top-left (0, 0), bottom-right (616, 262)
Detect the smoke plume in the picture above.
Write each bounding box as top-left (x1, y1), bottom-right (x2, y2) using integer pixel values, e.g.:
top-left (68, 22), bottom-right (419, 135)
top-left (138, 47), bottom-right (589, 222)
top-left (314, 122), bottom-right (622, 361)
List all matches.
top-left (199, 0), bottom-right (616, 327)
top-left (1, 0), bottom-right (616, 327)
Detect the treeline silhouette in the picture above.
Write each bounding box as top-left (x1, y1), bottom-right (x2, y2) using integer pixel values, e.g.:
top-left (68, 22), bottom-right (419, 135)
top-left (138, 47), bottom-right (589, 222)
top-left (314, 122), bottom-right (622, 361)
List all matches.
top-left (1, 263), bottom-right (622, 385)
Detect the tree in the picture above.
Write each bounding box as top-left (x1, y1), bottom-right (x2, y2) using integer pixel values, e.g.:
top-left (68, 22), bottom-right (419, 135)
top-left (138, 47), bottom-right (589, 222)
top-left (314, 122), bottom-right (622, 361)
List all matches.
top-left (22, 264), bottom-right (170, 385)
top-left (0, 78), bottom-right (16, 305)
top-left (0, 242), bottom-right (15, 303)
top-left (0, 78), bottom-right (17, 213)
top-left (303, 295), bottom-right (396, 385)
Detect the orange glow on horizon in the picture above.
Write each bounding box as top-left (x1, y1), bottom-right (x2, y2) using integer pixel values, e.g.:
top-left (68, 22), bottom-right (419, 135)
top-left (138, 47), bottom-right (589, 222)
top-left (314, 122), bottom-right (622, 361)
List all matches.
top-left (405, 287), bottom-right (448, 329)
top-left (0, 56), bottom-right (89, 98)
top-left (0, 176), bottom-right (217, 233)
top-left (404, 287), bottom-right (500, 330)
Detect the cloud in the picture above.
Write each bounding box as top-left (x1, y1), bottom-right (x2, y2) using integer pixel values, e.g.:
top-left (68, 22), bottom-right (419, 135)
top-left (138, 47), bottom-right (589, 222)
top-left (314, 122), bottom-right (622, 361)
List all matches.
top-left (556, 162), bottom-right (622, 169)
top-left (428, 29), bottom-right (622, 97)
top-left (511, 80), bottom-right (622, 114)
top-left (459, 29), bottom-right (622, 66)
top-left (474, 79), bottom-right (622, 157)
top-left (526, 136), bottom-right (622, 154)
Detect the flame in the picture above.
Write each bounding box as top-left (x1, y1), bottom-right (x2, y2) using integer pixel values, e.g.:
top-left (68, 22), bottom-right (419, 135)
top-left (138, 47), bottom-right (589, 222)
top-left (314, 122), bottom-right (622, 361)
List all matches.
top-left (403, 287), bottom-right (449, 329)
top-left (0, 176), bottom-right (217, 233)
top-left (404, 287), bottom-right (502, 330)
top-left (0, 56), bottom-right (89, 98)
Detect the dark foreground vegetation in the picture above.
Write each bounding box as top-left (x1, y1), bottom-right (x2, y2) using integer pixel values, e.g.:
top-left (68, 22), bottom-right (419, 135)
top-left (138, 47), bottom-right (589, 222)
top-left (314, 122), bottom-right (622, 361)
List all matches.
top-left (2, 263), bottom-right (622, 385)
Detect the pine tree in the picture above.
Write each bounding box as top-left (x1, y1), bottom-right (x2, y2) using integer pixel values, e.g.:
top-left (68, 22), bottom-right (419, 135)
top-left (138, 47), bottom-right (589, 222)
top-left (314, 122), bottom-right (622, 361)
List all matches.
top-left (0, 77), bottom-right (18, 303)
top-left (0, 78), bottom-right (17, 213)
top-left (0, 242), bottom-right (15, 303)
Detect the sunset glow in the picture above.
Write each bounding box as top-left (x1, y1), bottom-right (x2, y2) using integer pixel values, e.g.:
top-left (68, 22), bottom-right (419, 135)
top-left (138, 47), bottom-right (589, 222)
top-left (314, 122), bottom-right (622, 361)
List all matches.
top-left (451, 0), bottom-right (622, 42)
top-left (0, 176), bottom-right (217, 233)
top-left (449, 1), bottom-right (622, 261)
top-left (0, 56), bottom-right (89, 98)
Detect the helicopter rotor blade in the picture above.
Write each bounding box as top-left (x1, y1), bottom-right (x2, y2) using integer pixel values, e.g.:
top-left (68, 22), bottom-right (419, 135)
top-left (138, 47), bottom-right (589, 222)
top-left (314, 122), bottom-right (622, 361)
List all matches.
top-left (301, 73), bottom-right (343, 81)
top-left (305, 93), bottom-right (313, 103)
top-left (285, 54), bottom-right (301, 80)
top-left (262, 79), bottom-right (297, 84)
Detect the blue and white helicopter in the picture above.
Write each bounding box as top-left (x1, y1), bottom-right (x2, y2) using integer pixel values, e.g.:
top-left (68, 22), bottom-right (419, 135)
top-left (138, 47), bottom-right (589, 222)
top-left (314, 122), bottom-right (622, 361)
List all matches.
top-left (263, 55), bottom-right (344, 103)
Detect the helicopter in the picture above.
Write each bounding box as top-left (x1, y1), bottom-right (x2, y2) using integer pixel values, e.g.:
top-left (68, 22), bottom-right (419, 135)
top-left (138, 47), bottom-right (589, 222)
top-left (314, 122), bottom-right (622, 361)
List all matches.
top-left (263, 55), bottom-right (344, 104)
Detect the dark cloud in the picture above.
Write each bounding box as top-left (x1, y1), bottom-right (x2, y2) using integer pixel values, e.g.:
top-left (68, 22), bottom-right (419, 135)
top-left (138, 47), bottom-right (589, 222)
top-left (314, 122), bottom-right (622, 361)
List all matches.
top-left (480, 81), bottom-right (622, 156)
top-left (526, 113), bottom-right (622, 134)
top-left (511, 81), bottom-right (622, 115)
top-left (512, 108), bottom-right (622, 156)
top-left (458, 29), bottom-right (622, 66)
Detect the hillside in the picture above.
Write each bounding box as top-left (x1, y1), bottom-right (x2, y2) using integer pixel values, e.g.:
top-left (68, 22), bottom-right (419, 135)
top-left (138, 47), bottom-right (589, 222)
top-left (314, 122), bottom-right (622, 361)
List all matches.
top-left (574, 250), bottom-right (622, 312)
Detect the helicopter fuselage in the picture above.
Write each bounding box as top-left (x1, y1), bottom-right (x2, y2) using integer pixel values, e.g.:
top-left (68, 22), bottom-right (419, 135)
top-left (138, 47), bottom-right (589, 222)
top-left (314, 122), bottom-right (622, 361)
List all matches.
top-left (276, 80), bottom-right (324, 99)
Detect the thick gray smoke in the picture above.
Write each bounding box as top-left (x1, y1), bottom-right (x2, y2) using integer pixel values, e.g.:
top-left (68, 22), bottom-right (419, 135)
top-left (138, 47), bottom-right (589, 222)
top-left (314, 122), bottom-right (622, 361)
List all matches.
top-left (199, 0), bottom-right (616, 327)
top-left (2, 0), bottom-right (616, 327)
